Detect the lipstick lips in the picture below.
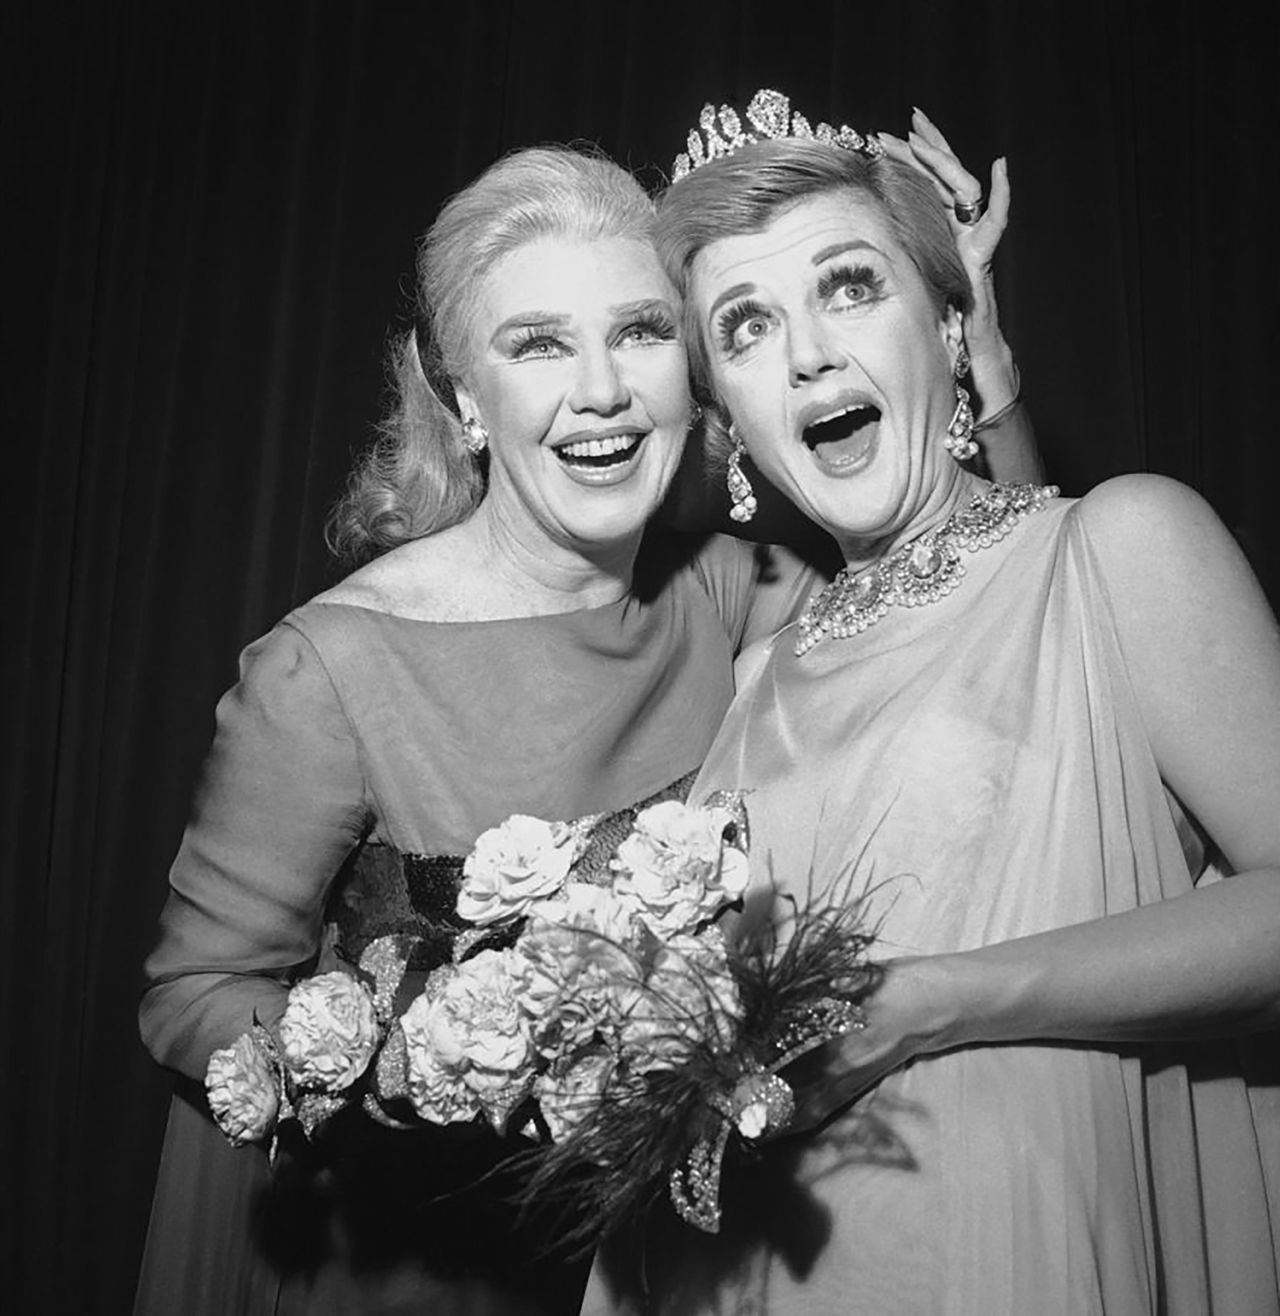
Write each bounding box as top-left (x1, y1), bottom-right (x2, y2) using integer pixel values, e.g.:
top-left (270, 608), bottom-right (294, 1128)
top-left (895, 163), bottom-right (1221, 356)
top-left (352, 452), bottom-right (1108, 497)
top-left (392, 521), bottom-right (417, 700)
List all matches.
top-left (551, 425), bottom-right (648, 485)
top-left (799, 392), bottom-right (882, 473)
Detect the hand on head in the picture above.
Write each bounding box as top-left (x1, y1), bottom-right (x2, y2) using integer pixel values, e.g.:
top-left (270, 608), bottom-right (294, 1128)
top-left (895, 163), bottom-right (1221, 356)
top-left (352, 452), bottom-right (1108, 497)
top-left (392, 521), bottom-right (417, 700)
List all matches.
top-left (875, 109), bottom-right (1016, 414)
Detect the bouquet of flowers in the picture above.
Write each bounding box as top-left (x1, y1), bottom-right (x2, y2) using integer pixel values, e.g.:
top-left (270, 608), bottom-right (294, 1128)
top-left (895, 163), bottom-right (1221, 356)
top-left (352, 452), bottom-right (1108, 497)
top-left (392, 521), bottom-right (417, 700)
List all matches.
top-left (205, 794), bottom-right (875, 1240)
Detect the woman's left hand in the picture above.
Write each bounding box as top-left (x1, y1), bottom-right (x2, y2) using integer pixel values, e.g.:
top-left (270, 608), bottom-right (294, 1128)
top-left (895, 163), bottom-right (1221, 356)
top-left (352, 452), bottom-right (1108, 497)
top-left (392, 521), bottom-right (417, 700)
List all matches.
top-left (780, 955), bottom-right (962, 1136)
top-left (876, 109), bottom-right (1017, 413)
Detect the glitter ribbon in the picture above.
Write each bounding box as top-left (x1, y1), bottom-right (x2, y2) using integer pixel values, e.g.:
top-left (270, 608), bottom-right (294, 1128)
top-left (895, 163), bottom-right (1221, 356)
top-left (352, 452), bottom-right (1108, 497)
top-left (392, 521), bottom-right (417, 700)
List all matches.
top-left (668, 996), bottom-right (866, 1233)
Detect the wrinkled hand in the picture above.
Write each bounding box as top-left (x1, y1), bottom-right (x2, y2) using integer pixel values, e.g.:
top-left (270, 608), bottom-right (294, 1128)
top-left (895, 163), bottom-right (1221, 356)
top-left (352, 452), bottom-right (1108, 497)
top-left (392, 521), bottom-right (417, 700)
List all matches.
top-left (876, 109), bottom-right (1016, 409)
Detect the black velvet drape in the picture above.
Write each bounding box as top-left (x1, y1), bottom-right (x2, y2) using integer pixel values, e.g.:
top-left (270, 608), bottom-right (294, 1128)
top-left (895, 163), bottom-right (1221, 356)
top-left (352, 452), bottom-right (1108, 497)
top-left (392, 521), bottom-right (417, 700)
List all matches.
top-left (4, 1), bottom-right (1276, 1310)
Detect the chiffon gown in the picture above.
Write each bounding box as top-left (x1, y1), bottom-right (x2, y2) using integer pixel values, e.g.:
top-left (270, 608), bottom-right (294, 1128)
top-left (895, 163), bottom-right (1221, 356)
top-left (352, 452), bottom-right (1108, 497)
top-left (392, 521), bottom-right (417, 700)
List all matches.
top-left (585, 497), bottom-right (1280, 1316)
top-left (134, 535), bottom-right (770, 1316)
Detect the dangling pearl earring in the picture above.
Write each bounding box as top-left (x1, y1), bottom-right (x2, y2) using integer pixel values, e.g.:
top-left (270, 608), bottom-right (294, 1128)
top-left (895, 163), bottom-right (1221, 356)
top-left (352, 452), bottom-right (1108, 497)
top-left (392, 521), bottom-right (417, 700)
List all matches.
top-left (461, 417), bottom-right (489, 455)
top-left (726, 428), bottom-right (758, 523)
top-left (943, 346), bottom-right (978, 461)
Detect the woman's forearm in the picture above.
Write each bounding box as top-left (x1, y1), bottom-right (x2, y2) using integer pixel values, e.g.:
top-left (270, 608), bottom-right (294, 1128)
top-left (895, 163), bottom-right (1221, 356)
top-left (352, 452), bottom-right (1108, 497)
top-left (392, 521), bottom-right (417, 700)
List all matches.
top-left (963, 320), bottom-right (1044, 483)
top-left (974, 400), bottom-right (1043, 484)
top-left (938, 868), bottom-right (1280, 1048)
top-left (787, 868), bottom-right (1280, 1133)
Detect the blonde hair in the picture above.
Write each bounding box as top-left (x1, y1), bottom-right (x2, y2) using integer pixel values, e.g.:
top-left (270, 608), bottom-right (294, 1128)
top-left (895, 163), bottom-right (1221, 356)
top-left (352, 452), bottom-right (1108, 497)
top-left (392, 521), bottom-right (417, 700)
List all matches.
top-left (328, 146), bottom-right (656, 564)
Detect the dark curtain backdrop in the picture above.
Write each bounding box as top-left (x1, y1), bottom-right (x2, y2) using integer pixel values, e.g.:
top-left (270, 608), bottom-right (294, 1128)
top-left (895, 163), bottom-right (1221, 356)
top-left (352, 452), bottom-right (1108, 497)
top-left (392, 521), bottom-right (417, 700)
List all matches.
top-left (4, 1), bottom-right (1276, 1310)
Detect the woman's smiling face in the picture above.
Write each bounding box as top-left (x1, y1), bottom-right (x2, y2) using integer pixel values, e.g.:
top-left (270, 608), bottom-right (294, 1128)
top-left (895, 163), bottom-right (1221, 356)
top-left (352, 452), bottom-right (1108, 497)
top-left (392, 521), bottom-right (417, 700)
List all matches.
top-left (456, 235), bottom-right (691, 557)
top-left (690, 189), bottom-right (965, 559)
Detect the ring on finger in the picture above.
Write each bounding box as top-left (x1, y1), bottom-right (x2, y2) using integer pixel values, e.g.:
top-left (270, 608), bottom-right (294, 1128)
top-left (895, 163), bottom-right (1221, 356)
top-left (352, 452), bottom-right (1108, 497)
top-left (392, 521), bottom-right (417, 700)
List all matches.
top-left (954, 196), bottom-right (984, 225)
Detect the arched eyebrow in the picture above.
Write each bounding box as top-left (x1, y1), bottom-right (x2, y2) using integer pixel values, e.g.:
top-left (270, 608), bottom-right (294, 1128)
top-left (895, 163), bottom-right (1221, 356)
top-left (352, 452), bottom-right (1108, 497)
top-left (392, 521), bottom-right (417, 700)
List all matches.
top-left (811, 239), bottom-right (889, 265)
top-left (610, 297), bottom-right (677, 320)
top-left (706, 283), bottom-right (755, 322)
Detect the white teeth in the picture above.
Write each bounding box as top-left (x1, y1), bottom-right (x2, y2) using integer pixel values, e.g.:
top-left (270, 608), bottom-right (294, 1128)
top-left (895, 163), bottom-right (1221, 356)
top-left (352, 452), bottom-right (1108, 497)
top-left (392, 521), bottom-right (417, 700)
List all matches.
top-left (812, 402), bottom-right (867, 426)
top-left (558, 434), bottom-right (640, 459)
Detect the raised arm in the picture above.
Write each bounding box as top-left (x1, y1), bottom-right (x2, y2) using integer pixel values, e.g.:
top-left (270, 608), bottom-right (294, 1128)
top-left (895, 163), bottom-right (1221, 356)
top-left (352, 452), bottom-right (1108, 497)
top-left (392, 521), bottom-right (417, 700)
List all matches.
top-left (140, 623), bottom-right (368, 1080)
top-left (877, 109), bottom-right (1043, 484)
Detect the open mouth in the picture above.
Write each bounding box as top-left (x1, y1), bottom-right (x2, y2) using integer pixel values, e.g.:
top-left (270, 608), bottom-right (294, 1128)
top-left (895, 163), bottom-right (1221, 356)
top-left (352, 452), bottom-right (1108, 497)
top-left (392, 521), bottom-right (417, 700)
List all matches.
top-left (554, 433), bottom-right (644, 470)
top-left (802, 403), bottom-right (881, 468)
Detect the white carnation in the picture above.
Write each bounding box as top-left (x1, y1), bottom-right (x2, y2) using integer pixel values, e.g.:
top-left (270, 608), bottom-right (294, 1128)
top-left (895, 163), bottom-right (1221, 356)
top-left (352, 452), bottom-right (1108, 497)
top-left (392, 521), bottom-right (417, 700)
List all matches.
top-left (401, 950), bottom-right (534, 1129)
top-left (458, 814), bottom-right (575, 926)
top-left (278, 971), bottom-right (379, 1091)
top-left (613, 801), bottom-right (749, 935)
top-left (205, 1033), bottom-right (278, 1146)
top-left (621, 927), bottom-right (740, 1073)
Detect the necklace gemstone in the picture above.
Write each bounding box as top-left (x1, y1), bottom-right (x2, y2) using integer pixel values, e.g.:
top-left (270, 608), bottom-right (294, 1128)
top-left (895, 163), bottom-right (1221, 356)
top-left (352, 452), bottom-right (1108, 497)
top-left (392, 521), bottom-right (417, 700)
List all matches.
top-left (907, 542), bottom-right (944, 578)
top-left (795, 482), bottom-right (1059, 655)
top-left (850, 573), bottom-right (882, 607)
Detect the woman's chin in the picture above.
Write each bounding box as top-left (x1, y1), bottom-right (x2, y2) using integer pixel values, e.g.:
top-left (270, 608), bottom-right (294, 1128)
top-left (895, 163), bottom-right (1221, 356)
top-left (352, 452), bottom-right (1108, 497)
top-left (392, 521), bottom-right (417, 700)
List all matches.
top-left (545, 450), bottom-right (677, 547)
top-left (556, 484), bottom-right (667, 550)
top-left (789, 446), bottom-right (909, 548)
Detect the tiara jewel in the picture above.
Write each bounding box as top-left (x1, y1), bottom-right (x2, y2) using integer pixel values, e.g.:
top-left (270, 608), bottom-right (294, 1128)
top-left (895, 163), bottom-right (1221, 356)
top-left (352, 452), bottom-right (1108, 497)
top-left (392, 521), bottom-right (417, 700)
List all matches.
top-left (672, 88), bottom-right (884, 182)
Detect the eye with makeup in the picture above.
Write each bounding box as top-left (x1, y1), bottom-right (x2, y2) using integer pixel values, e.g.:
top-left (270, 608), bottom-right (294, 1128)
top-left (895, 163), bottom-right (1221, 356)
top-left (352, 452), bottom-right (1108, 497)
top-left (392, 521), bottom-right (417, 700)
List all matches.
top-left (614, 310), bottom-right (678, 349)
top-left (509, 326), bottom-right (568, 362)
top-left (714, 299), bottom-right (774, 358)
top-left (816, 262), bottom-right (885, 312)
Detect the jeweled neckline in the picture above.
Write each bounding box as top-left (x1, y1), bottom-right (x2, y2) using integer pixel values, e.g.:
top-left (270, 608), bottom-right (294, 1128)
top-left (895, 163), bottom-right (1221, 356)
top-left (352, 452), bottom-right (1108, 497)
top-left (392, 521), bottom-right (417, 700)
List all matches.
top-left (795, 482), bottom-right (1059, 656)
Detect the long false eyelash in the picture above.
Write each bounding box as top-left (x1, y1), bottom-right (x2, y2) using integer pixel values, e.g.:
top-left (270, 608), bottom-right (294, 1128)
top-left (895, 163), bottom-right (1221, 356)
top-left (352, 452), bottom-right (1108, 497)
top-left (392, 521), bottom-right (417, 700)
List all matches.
top-left (621, 310), bottom-right (679, 343)
top-left (715, 298), bottom-right (769, 353)
top-left (509, 326), bottom-right (564, 359)
top-left (510, 312), bottom-right (678, 360)
top-left (816, 262), bottom-right (885, 303)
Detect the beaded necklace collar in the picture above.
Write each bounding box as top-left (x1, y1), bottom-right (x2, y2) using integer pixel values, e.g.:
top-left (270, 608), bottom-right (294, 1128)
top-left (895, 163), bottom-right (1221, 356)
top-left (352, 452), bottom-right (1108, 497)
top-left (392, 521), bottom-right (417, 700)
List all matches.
top-left (795, 482), bottom-right (1059, 656)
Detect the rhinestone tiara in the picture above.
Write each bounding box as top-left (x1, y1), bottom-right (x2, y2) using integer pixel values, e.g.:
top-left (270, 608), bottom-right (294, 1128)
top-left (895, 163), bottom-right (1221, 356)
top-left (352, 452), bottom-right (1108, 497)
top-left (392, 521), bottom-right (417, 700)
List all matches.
top-left (671, 88), bottom-right (884, 182)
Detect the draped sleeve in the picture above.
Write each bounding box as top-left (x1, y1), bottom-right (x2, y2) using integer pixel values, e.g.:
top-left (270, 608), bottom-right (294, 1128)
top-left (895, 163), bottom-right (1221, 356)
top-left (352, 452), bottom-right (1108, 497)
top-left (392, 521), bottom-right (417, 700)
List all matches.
top-left (139, 621), bottom-right (369, 1080)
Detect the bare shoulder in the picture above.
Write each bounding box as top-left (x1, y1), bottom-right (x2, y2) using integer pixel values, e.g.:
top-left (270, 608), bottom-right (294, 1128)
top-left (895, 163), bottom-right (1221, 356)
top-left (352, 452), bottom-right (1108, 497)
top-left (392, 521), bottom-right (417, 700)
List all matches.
top-left (1074, 487), bottom-right (1280, 874)
top-left (310, 563), bottom-right (392, 613)
top-left (1076, 473), bottom-right (1218, 558)
top-left (310, 530), bottom-right (469, 619)
top-left (1074, 475), bottom-right (1278, 707)
top-left (1074, 474), bottom-right (1261, 613)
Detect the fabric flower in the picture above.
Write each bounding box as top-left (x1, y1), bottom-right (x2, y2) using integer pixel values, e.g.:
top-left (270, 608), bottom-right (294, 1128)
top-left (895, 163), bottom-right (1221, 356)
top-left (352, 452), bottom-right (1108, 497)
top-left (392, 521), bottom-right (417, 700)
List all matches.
top-left (458, 814), bottom-right (575, 926)
top-left (620, 928), bottom-right (741, 1073)
top-left (517, 882), bottom-right (639, 991)
top-left (534, 1051), bottom-right (616, 1142)
top-left (401, 949), bottom-right (534, 1129)
top-left (205, 1033), bottom-right (279, 1146)
top-left (400, 1026), bottom-right (481, 1126)
top-left (613, 801), bottom-right (749, 936)
top-left (278, 971), bottom-right (379, 1091)
top-left (514, 884), bottom-right (641, 1058)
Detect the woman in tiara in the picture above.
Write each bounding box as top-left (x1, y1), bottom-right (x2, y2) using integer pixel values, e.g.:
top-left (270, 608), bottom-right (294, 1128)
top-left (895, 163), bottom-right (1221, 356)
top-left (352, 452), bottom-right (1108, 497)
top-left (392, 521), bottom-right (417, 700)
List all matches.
top-left (135, 133), bottom-right (1038, 1315)
top-left (584, 92), bottom-right (1280, 1314)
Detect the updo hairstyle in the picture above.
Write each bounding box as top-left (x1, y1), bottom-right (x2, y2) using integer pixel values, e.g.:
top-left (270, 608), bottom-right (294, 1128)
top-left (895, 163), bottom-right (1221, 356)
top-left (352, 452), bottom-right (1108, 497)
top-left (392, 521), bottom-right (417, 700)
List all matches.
top-left (328, 146), bottom-right (656, 564)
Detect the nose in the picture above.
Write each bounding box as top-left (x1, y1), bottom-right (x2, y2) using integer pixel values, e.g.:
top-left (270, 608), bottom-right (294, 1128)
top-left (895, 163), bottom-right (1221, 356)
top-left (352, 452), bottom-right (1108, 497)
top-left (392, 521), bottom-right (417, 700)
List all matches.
top-left (570, 344), bottom-right (631, 415)
top-left (786, 315), bottom-right (845, 387)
